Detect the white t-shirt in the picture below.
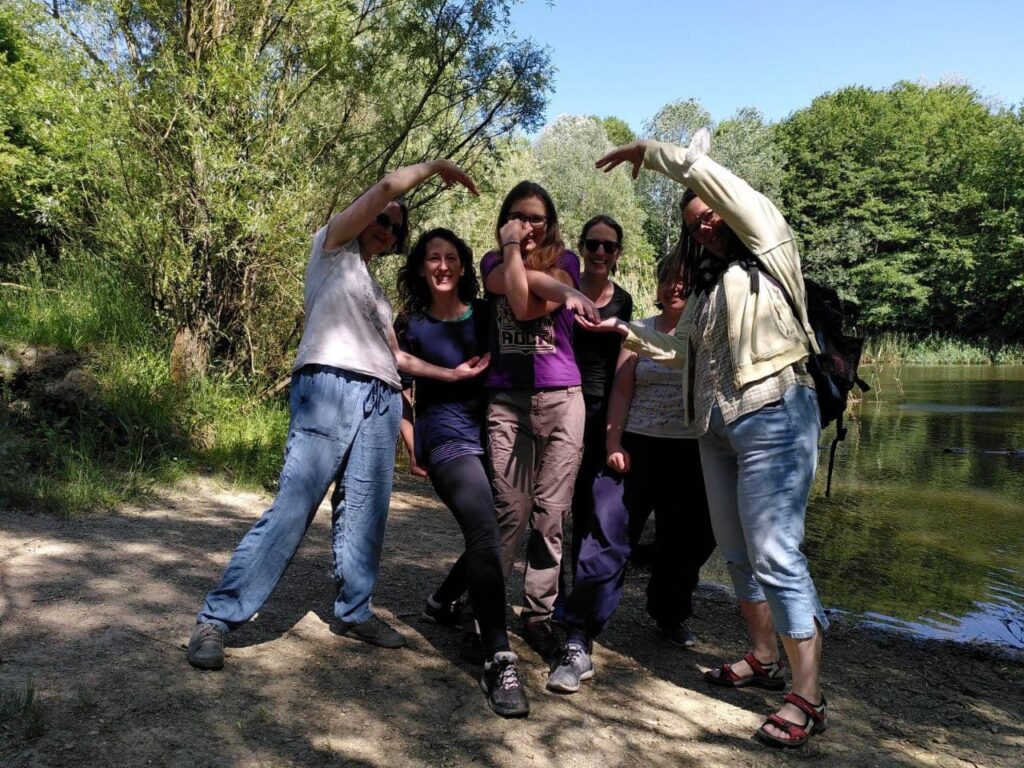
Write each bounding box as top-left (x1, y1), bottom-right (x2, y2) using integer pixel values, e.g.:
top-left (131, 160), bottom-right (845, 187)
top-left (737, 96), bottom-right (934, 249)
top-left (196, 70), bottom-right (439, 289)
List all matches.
top-left (292, 227), bottom-right (401, 390)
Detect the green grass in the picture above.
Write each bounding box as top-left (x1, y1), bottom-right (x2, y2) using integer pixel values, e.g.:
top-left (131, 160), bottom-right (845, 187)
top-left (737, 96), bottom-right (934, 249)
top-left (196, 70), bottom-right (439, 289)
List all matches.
top-left (1, 251), bottom-right (289, 514)
top-left (863, 333), bottom-right (1024, 365)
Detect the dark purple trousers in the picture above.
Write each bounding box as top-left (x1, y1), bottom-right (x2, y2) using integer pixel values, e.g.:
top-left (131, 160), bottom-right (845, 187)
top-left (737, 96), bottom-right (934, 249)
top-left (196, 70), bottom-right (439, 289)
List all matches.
top-left (564, 432), bottom-right (716, 645)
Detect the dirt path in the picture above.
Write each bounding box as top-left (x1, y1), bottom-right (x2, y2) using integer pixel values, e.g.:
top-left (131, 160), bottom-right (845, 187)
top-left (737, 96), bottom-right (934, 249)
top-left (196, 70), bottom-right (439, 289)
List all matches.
top-left (1, 475), bottom-right (1021, 767)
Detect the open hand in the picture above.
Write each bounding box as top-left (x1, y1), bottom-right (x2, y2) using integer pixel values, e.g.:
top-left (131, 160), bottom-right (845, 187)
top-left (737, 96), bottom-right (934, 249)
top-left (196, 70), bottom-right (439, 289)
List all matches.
top-left (452, 352), bottom-right (491, 380)
top-left (595, 141), bottom-right (650, 179)
top-left (434, 159), bottom-right (480, 196)
top-left (575, 315), bottom-right (628, 336)
top-left (564, 289), bottom-right (600, 324)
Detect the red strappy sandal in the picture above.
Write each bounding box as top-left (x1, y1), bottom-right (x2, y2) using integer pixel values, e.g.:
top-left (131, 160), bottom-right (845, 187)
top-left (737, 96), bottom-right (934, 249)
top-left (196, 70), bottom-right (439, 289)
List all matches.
top-left (703, 652), bottom-right (786, 690)
top-left (755, 691), bottom-right (828, 749)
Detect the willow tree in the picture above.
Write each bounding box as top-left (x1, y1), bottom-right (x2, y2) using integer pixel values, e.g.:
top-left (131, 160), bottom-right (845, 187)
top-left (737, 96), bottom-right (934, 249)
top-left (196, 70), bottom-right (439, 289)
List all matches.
top-left (50, 0), bottom-right (551, 379)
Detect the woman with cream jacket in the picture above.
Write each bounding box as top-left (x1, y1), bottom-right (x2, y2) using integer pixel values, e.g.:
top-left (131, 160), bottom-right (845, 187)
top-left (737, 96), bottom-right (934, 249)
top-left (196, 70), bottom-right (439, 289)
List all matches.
top-left (583, 130), bottom-right (829, 750)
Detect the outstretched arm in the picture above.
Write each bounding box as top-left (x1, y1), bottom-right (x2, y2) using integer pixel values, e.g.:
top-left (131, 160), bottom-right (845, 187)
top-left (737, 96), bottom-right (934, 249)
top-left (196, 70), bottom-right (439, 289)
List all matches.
top-left (325, 159), bottom-right (479, 251)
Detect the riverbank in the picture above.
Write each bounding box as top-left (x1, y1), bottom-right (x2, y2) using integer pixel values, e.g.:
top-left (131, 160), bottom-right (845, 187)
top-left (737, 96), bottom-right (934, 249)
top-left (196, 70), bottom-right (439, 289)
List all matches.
top-left (2, 474), bottom-right (1021, 767)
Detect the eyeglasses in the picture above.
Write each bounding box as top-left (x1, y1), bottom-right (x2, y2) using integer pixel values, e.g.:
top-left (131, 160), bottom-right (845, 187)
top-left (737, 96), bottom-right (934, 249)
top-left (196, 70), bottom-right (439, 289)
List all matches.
top-left (686, 209), bottom-right (716, 238)
top-left (583, 239), bottom-right (621, 255)
top-left (375, 212), bottom-right (402, 237)
top-left (508, 212), bottom-right (548, 226)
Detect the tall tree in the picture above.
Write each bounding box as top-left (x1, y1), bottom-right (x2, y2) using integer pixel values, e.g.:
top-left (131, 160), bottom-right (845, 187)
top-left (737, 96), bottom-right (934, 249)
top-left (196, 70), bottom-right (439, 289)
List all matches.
top-left (639, 98), bottom-right (711, 258)
top-left (48, 0), bottom-right (553, 378)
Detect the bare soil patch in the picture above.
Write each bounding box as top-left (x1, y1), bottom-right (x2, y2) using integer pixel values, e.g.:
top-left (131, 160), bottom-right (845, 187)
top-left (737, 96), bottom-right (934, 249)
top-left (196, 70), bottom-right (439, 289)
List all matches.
top-left (1, 475), bottom-right (1021, 767)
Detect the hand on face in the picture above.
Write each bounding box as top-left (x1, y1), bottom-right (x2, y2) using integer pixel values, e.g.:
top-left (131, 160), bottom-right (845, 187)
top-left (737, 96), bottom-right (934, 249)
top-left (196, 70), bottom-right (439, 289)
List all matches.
top-left (499, 218), bottom-right (534, 249)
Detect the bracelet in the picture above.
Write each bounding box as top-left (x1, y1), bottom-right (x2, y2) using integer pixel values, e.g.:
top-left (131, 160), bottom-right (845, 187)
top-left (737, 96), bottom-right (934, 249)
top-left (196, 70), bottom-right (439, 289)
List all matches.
top-left (501, 241), bottom-right (521, 249)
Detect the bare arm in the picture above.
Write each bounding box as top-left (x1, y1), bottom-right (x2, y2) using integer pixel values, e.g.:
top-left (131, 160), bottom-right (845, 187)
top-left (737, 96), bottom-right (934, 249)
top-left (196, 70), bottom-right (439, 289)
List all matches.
top-left (388, 326), bottom-right (490, 382)
top-left (324, 159), bottom-right (478, 251)
top-left (486, 247), bottom-right (599, 322)
top-left (605, 347), bottom-right (637, 473)
top-left (400, 388), bottom-right (428, 477)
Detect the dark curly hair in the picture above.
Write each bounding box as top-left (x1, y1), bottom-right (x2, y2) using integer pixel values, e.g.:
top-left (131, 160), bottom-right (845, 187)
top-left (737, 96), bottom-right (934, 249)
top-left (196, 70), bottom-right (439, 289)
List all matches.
top-left (397, 228), bottom-right (479, 316)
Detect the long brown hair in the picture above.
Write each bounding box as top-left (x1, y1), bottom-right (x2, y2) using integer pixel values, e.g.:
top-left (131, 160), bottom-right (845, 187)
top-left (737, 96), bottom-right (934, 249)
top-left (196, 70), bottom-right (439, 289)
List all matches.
top-left (495, 181), bottom-right (565, 274)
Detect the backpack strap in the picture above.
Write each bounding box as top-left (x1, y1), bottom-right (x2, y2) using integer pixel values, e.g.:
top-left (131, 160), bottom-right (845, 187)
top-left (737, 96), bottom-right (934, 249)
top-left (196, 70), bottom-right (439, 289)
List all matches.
top-left (824, 411), bottom-right (848, 497)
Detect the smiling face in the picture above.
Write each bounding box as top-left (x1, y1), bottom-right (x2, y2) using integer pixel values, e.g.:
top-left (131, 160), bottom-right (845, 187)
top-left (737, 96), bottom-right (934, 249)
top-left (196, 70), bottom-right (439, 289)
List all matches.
top-left (359, 200), bottom-right (404, 257)
top-left (682, 196), bottom-right (727, 257)
top-left (419, 236), bottom-right (464, 299)
top-left (507, 195), bottom-right (548, 255)
top-left (656, 273), bottom-right (686, 314)
top-left (581, 221), bottom-right (622, 278)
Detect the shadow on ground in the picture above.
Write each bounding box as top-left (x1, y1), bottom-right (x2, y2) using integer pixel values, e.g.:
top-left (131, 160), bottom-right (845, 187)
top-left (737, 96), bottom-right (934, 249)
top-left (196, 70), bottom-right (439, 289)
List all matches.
top-left (1, 475), bottom-right (1021, 767)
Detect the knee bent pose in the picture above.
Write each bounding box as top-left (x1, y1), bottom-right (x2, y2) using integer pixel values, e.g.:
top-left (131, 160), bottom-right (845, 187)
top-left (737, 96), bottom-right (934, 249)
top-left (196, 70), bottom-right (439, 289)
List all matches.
top-left (587, 130), bottom-right (829, 749)
top-left (187, 160), bottom-right (483, 669)
top-left (395, 228), bottom-right (528, 718)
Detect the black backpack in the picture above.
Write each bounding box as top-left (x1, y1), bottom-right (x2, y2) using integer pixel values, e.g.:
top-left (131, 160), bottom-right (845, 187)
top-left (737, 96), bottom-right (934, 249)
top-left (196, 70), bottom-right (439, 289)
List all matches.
top-left (699, 256), bottom-right (870, 495)
top-left (777, 278), bottom-right (871, 496)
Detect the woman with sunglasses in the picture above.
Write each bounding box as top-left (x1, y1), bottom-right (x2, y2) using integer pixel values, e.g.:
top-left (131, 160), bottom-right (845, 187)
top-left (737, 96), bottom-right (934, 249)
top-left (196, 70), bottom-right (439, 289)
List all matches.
top-left (394, 227), bottom-right (529, 718)
top-left (584, 131), bottom-right (828, 749)
top-left (481, 181), bottom-right (599, 661)
top-left (562, 216), bottom-right (633, 590)
top-left (549, 256), bottom-right (715, 694)
top-left (187, 160), bottom-right (485, 671)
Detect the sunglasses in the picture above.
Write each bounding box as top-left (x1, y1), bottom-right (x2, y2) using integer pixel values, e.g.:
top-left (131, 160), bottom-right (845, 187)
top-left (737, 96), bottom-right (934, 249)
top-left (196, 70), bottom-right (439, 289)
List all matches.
top-left (583, 239), bottom-right (621, 255)
top-left (375, 212), bottom-right (402, 237)
top-left (507, 212), bottom-right (548, 226)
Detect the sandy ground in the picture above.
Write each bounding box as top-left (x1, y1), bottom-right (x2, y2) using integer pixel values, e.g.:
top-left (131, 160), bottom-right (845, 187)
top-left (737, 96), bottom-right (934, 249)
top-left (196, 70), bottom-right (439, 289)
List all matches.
top-left (1, 474), bottom-right (1022, 768)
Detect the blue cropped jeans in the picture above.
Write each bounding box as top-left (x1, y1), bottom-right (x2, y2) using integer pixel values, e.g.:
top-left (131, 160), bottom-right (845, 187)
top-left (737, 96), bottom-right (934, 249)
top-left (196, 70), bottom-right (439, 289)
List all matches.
top-left (197, 364), bottom-right (401, 631)
top-left (698, 384), bottom-right (828, 639)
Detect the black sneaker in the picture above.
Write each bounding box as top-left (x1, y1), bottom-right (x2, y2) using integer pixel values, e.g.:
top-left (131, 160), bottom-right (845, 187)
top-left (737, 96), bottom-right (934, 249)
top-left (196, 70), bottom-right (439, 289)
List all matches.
top-left (521, 618), bottom-right (559, 659)
top-left (480, 651), bottom-right (530, 718)
top-left (421, 594), bottom-right (463, 627)
top-left (187, 622), bottom-right (225, 670)
top-left (459, 630), bottom-right (486, 665)
top-left (658, 622), bottom-right (697, 648)
top-left (333, 614), bottom-right (406, 649)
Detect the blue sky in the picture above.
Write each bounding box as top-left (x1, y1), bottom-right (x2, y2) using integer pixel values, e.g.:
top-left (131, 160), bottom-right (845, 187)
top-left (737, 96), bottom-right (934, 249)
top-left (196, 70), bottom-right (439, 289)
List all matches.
top-left (509, 0), bottom-right (1024, 132)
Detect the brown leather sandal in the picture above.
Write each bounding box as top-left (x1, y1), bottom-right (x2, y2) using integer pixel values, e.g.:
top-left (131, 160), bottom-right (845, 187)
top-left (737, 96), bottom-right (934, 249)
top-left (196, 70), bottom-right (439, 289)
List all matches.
top-left (754, 691), bottom-right (828, 749)
top-left (703, 652), bottom-right (786, 690)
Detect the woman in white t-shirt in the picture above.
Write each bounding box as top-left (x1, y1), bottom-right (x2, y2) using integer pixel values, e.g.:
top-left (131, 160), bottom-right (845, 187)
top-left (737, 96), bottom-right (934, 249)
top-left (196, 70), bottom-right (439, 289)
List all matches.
top-left (187, 160), bottom-right (484, 669)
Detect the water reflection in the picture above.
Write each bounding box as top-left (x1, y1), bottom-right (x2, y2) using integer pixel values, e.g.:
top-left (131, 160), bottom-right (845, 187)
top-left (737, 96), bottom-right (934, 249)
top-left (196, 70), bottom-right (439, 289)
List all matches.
top-left (804, 365), bottom-right (1024, 649)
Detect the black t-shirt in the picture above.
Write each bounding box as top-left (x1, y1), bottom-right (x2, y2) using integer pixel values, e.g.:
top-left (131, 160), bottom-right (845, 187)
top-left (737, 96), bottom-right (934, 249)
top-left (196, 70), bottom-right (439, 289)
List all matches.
top-left (573, 282), bottom-right (634, 400)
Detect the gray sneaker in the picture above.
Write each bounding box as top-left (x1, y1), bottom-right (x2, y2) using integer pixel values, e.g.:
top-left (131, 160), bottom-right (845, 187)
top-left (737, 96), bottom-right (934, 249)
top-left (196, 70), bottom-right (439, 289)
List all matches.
top-left (187, 622), bottom-right (225, 670)
top-left (546, 642), bottom-right (594, 693)
top-left (332, 614), bottom-right (406, 649)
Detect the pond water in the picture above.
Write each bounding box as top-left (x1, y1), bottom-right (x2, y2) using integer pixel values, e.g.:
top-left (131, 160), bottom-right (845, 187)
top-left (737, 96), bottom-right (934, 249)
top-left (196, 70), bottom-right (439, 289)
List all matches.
top-left (803, 364), bottom-right (1024, 650)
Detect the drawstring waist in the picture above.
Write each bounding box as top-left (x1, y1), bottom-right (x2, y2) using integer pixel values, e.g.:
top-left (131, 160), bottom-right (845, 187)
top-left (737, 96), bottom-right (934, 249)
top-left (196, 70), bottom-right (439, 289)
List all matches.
top-left (363, 378), bottom-right (392, 417)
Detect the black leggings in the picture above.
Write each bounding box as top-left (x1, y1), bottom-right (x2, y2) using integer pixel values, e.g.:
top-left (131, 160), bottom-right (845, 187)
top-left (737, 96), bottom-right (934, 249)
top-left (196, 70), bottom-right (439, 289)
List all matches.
top-left (430, 454), bottom-right (510, 657)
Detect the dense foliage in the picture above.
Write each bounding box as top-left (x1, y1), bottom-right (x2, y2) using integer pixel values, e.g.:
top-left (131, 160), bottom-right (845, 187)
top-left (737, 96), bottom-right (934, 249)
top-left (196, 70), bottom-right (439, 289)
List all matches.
top-left (2, 3), bottom-right (1023, 375)
top-left (3, 3), bottom-right (1023, 513)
